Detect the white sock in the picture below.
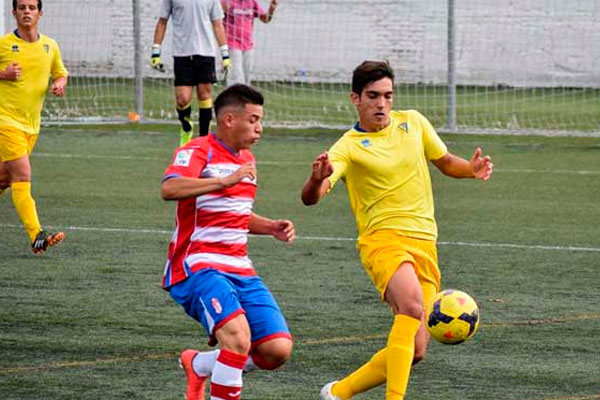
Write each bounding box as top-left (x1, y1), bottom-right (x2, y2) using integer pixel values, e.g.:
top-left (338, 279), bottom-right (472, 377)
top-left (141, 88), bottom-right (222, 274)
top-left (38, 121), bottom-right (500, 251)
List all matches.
top-left (191, 350), bottom-right (259, 376)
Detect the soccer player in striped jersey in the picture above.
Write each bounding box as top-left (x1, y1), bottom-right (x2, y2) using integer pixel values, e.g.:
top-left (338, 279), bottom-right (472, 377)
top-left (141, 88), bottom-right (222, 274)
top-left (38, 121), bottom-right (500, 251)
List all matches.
top-left (0, 0), bottom-right (68, 254)
top-left (161, 84), bottom-right (295, 400)
top-left (301, 61), bottom-right (493, 400)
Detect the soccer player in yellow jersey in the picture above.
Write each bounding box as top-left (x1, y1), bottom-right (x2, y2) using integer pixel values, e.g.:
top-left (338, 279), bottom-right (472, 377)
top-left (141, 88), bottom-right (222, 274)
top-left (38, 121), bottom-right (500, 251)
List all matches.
top-left (0, 0), bottom-right (68, 254)
top-left (301, 61), bottom-right (493, 400)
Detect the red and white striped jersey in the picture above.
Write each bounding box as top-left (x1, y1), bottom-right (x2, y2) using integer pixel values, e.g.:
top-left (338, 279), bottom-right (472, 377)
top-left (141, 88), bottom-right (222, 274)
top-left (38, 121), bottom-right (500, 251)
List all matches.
top-left (162, 133), bottom-right (257, 289)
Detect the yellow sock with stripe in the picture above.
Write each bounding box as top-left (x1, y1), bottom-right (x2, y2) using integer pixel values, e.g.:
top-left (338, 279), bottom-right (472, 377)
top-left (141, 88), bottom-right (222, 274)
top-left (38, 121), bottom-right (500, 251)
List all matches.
top-left (198, 98), bottom-right (213, 137)
top-left (386, 314), bottom-right (420, 400)
top-left (331, 348), bottom-right (387, 399)
top-left (11, 181), bottom-right (42, 242)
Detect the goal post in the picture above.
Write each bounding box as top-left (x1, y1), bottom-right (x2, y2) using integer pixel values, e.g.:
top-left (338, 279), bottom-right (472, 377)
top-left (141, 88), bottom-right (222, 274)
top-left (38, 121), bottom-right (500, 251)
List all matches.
top-left (8, 0), bottom-right (597, 134)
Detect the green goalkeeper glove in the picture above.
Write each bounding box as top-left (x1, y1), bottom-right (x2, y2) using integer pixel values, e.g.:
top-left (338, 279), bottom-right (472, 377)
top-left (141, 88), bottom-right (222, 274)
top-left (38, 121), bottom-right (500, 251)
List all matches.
top-left (150, 44), bottom-right (165, 72)
top-left (220, 45), bottom-right (231, 78)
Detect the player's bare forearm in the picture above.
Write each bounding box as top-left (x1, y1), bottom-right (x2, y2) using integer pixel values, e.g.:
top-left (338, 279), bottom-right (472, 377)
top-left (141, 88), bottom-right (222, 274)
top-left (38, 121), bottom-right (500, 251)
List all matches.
top-left (161, 176), bottom-right (226, 200)
top-left (302, 151), bottom-right (333, 205)
top-left (260, 1), bottom-right (278, 23)
top-left (153, 18), bottom-right (168, 45)
top-left (301, 177), bottom-right (329, 205)
top-left (432, 148), bottom-right (493, 181)
top-left (248, 213), bottom-right (275, 235)
top-left (249, 213), bottom-right (295, 242)
top-left (212, 19), bottom-right (227, 47)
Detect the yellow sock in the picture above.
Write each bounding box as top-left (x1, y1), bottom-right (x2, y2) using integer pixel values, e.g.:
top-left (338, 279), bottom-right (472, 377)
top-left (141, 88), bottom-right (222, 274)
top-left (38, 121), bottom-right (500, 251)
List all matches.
top-left (332, 348), bottom-right (387, 399)
top-left (386, 314), bottom-right (420, 400)
top-left (11, 181), bottom-right (42, 242)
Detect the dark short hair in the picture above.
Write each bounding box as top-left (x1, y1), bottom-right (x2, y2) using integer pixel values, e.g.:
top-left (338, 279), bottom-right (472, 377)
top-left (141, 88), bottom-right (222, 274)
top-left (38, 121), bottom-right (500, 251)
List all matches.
top-left (214, 84), bottom-right (264, 117)
top-left (352, 60), bottom-right (395, 95)
top-left (13, 0), bottom-right (42, 10)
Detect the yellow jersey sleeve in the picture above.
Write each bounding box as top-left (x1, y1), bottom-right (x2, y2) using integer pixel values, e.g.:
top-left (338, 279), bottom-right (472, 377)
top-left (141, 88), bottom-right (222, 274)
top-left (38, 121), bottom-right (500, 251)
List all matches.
top-left (415, 110), bottom-right (447, 160)
top-left (327, 135), bottom-right (351, 191)
top-left (51, 41), bottom-right (68, 79)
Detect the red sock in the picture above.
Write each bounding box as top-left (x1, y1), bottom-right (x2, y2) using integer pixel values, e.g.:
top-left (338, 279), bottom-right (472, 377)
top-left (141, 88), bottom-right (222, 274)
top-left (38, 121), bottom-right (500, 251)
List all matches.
top-left (210, 349), bottom-right (248, 400)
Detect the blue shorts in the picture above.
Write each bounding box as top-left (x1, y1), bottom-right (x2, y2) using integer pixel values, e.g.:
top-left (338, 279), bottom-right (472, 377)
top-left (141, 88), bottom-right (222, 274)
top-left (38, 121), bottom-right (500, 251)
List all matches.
top-left (169, 269), bottom-right (291, 348)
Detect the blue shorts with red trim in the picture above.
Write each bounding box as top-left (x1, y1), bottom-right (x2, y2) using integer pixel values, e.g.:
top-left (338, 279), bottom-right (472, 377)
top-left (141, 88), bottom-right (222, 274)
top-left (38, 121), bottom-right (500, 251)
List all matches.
top-left (169, 268), bottom-right (291, 347)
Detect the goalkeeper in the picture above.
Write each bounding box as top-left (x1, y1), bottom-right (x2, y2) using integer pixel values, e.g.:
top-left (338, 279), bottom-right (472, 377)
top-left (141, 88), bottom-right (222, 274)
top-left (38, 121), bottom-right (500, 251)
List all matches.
top-left (301, 61), bottom-right (493, 400)
top-left (151, 0), bottom-right (231, 145)
top-left (0, 0), bottom-right (68, 255)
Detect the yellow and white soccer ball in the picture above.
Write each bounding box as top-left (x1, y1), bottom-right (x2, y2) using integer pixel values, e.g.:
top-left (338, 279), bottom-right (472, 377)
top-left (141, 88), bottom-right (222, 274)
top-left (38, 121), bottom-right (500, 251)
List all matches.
top-left (426, 289), bottom-right (480, 345)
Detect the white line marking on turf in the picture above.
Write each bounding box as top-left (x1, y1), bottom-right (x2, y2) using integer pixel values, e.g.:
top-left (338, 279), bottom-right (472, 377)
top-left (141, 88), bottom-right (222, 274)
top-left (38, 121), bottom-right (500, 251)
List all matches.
top-left (31, 153), bottom-right (600, 174)
top-left (1, 224), bottom-right (599, 252)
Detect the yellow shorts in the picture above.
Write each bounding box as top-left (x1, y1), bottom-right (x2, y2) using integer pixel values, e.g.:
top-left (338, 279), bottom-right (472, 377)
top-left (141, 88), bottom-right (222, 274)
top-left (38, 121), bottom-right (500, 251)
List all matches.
top-left (357, 229), bottom-right (441, 309)
top-left (0, 127), bottom-right (38, 162)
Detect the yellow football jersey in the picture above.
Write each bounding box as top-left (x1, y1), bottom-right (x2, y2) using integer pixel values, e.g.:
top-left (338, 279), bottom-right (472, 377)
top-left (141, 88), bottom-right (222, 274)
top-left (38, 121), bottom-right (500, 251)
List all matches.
top-left (0, 31), bottom-right (68, 134)
top-left (328, 110), bottom-right (448, 241)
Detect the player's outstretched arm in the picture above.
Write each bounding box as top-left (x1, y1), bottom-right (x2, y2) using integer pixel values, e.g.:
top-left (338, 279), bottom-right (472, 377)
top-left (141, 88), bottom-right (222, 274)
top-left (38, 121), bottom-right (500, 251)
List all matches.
top-left (259, 0), bottom-right (279, 23)
top-left (301, 151), bottom-right (333, 205)
top-left (249, 213), bottom-right (295, 243)
top-left (432, 147), bottom-right (493, 181)
top-left (162, 163), bottom-right (256, 200)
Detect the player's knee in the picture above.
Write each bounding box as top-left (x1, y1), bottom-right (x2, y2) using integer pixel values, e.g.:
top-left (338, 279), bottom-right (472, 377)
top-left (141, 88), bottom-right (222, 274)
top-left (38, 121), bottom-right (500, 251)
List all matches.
top-left (253, 339), bottom-right (293, 370)
top-left (400, 301), bottom-right (423, 320)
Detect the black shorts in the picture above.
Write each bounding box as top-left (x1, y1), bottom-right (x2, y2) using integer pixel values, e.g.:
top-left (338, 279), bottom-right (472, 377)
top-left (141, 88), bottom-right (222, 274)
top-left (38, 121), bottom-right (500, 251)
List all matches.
top-left (173, 55), bottom-right (216, 86)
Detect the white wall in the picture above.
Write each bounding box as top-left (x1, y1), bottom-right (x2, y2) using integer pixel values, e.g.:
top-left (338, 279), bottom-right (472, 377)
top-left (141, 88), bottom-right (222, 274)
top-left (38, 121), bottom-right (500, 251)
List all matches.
top-left (5, 0), bottom-right (599, 87)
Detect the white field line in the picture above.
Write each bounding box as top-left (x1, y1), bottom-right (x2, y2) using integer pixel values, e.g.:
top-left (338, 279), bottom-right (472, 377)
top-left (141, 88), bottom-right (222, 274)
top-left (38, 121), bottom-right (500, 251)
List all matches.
top-left (32, 152), bottom-right (600, 174)
top-left (1, 223), bottom-right (599, 253)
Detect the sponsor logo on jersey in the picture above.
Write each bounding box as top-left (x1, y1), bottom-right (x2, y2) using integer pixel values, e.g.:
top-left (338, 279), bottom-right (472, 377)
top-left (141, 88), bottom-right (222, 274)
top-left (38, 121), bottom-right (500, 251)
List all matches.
top-left (211, 297), bottom-right (223, 314)
top-left (174, 149), bottom-right (193, 166)
top-left (361, 139), bottom-right (371, 147)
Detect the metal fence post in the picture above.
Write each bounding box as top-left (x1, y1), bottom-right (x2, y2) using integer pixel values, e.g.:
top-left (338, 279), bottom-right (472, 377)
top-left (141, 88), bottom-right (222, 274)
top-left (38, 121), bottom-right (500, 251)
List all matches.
top-left (447, 0), bottom-right (457, 131)
top-left (133, 0), bottom-right (144, 119)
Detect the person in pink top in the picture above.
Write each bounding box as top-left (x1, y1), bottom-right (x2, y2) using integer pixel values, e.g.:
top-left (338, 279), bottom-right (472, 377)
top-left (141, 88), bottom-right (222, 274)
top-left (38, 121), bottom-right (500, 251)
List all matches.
top-left (221, 0), bottom-right (279, 85)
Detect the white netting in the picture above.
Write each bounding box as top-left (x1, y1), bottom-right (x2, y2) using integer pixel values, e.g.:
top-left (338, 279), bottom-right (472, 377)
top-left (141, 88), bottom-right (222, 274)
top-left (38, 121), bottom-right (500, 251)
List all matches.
top-left (2, 0), bottom-right (599, 133)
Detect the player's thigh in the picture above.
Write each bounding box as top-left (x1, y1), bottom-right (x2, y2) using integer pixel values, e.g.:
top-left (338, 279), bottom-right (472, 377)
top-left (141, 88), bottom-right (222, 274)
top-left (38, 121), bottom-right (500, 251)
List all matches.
top-left (228, 49), bottom-right (245, 85)
top-left (5, 154), bottom-right (32, 182)
top-left (385, 261), bottom-right (424, 318)
top-left (237, 276), bottom-right (292, 347)
top-left (242, 49), bottom-right (253, 84)
top-left (169, 269), bottom-right (247, 341)
top-left (215, 313), bottom-right (252, 354)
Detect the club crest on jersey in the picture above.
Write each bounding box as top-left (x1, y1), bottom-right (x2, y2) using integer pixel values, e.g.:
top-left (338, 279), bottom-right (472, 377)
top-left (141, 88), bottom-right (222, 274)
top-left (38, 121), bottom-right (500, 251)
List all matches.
top-left (43, 44), bottom-right (49, 53)
top-left (211, 297), bottom-right (223, 314)
top-left (398, 122), bottom-right (409, 132)
top-left (361, 139), bottom-right (371, 148)
top-left (11, 44), bottom-right (19, 52)
top-left (174, 149), bottom-right (193, 166)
